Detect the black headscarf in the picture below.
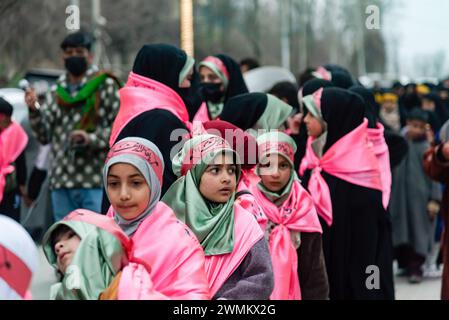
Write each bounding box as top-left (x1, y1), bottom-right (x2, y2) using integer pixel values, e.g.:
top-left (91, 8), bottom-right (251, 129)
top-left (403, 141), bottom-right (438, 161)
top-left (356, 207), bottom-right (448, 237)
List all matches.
top-left (268, 81), bottom-right (299, 111)
top-left (423, 93), bottom-right (449, 130)
top-left (220, 93), bottom-right (267, 130)
top-left (349, 85), bottom-right (379, 128)
top-left (132, 44), bottom-right (188, 95)
top-left (320, 88), bottom-right (366, 153)
top-left (215, 54), bottom-right (249, 100)
top-left (0, 97), bottom-right (13, 116)
top-left (302, 78), bottom-right (334, 97)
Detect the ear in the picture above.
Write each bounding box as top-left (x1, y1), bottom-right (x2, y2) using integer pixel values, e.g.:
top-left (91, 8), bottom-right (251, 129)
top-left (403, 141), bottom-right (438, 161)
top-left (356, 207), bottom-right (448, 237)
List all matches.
top-left (87, 53), bottom-right (94, 65)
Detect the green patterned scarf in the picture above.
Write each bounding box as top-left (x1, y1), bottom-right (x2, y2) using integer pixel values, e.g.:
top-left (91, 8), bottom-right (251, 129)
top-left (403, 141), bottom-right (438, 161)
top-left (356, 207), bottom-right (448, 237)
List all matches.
top-left (162, 135), bottom-right (241, 256)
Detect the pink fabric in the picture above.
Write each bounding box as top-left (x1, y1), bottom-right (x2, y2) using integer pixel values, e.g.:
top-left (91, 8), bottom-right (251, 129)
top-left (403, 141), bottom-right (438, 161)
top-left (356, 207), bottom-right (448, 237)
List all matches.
top-left (367, 123), bottom-right (392, 209)
top-left (193, 102), bottom-right (211, 123)
top-left (180, 136), bottom-right (230, 176)
top-left (202, 56), bottom-right (230, 80)
top-left (299, 119), bottom-right (382, 226)
top-left (250, 180), bottom-right (322, 300)
top-left (109, 72), bottom-right (191, 146)
top-left (315, 66), bottom-right (332, 81)
top-left (236, 170), bottom-right (267, 230)
top-left (0, 244), bottom-right (32, 298)
top-left (205, 204), bottom-right (264, 297)
top-left (64, 209), bottom-right (132, 254)
top-left (105, 140), bottom-right (164, 186)
top-left (108, 202), bottom-right (211, 300)
top-left (0, 121), bottom-right (28, 203)
top-left (118, 262), bottom-right (168, 300)
top-left (259, 141), bottom-right (295, 163)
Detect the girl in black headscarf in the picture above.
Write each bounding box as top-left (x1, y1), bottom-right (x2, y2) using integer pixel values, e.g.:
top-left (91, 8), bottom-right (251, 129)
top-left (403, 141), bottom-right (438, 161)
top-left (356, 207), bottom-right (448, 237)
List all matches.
top-left (299, 87), bottom-right (395, 300)
top-left (219, 92), bottom-right (292, 137)
top-left (102, 44), bottom-right (195, 213)
top-left (193, 54), bottom-right (249, 122)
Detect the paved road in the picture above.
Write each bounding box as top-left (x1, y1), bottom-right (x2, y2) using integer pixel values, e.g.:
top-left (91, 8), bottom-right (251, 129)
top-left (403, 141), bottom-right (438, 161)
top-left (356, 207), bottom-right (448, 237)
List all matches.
top-left (30, 246), bottom-right (443, 300)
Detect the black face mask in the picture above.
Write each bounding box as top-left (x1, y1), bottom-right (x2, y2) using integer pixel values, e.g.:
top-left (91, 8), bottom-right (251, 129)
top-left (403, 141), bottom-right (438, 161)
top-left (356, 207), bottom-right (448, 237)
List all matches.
top-left (200, 83), bottom-right (225, 103)
top-left (65, 56), bottom-right (88, 77)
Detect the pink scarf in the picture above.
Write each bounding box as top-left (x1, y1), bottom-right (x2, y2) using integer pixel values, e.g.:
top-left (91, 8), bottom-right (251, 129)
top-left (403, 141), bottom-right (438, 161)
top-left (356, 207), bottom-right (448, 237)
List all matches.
top-left (205, 203), bottom-right (264, 297)
top-left (299, 119), bottom-right (382, 226)
top-left (0, 121), bottom-right (28, 203)
top-left (193, 102), bottom-right (211, 123)
top-left (250, 180), bottom-right (322, 300)
top-left (367, 123), bottom-right (391, 209)
top-left (107, 202), bottom-right (211, 299)
top-left (235, 169), bottom-right (268, 230)
top-left (109, 72), bottom-right (191, 146)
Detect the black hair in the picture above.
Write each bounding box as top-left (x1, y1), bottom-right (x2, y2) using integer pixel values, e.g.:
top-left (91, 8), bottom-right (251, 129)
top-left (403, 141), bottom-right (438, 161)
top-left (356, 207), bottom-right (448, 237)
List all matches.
top-left (60, 31), bottom-right (94, 51)
top-left (239, 57), bottom-right (260, 71)
top-left (0, 97), bottom-right (13, 116)
top-left (268, 81), bottom-right (299, 110)
top-left (50, 224), bottom-right (75, 250)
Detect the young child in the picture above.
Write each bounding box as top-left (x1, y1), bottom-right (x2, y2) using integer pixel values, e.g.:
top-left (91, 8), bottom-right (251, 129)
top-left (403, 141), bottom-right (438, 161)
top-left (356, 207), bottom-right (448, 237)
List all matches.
top-left (299, 87), bottom-right (394, 300)
top-left (202, 120), bottom-right (268, 228)
top-left (42, 210), bottom-right (131, 299)
top-left (103, 137), bottom-right (210, 299)
top-left (249, 131), bottom-right (328, 300)
top-left (0, 97), bottom-right (28, 222)
top-left (378, 92), bottom-right (404, 133)
top-left (162, 134), bottom-right (274, 300)
top-left (389, 108), bottom-right (442, 283)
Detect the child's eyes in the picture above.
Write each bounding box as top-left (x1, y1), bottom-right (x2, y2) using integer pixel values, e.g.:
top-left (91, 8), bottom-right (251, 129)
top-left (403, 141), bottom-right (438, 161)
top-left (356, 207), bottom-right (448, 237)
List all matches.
top-left (209, 167), bottom-right (219, 174)
top-left (228, 167), bottom-right (236, 174)
top-left (107, 181), bottom-right (119, 187)
top-left (132, 180), bottom-right (144, 187)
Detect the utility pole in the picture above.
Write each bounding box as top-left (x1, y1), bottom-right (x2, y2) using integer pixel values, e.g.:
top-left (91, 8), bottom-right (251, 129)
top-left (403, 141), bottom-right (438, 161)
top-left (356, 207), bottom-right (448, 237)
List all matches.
top-left (280, 0), bottom-right (291, 70)
top-left (91, 0), bottom-right (107, 66)
top-left (180, 0), bottom-right (194, 57)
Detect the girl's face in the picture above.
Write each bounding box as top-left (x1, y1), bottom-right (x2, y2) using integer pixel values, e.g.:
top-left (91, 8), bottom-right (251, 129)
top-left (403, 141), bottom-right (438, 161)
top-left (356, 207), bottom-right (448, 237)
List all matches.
top-left (422, 99), bottom-right (436, 112)
top-left (199, 66), bottom-right (225, 91)
top-left (107, 163), bottom-right (151, 220)
top-left (382, 100), bottom-right (398, 113)
top-left (259, 154), bottom-right (292, 193)
top-left (304, 112), bottom-right (324, 138)
top-left (53, 228), bottom-right (81, 274)
top-left (199, 153), bottom-right (237, 204)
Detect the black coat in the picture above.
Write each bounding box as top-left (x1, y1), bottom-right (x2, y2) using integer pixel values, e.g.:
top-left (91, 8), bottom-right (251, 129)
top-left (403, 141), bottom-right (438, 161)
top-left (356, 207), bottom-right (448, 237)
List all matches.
top-left (300, 88), bottom-right (395, 300)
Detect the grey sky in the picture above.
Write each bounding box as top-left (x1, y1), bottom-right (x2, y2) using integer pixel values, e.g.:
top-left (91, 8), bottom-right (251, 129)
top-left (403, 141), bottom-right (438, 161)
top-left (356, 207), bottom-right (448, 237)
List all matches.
top-left (383, 0), bottom-right (449, 79)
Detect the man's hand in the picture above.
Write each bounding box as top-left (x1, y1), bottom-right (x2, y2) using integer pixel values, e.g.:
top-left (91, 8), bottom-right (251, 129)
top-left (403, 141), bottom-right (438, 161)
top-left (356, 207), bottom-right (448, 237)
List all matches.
top-left (70, 130), bottom-right (90, 146)
top-left (441, 141), bottom-right (449, 161)
top-left (427, 200), bottom-right (440, 220)
top-left (286, 113), bottom-right (303, 135)
top-left (24, 88), bottom-right (39, 112)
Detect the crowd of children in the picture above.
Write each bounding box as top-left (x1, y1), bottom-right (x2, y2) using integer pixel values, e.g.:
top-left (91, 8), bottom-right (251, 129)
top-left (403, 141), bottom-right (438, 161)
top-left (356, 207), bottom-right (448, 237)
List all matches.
top-left (2, 31), bottom-right (449, 300)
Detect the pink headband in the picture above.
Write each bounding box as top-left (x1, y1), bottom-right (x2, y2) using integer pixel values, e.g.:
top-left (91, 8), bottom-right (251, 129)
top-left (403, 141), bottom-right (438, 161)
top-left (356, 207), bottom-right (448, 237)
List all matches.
top-left (180, 136), bottom-right (230, 176)
top-left (315, 66), bottom-right (332, 81)
top-left (259, 141), bottom-right (295, 163)
top-left (0, 244), bottom-right (32, 298)
top-left (203, 56), bottom-right (230, 81)
top-left (106, 141), bottom-right (164, 186)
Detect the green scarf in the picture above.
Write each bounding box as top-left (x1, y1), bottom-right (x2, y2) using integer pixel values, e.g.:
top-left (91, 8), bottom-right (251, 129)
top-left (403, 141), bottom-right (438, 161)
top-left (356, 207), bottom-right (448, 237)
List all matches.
top-left (42, 220), bottom-right (126, 300)
top-left (162, 135), bottom-right (241, 256)
top-left (56, 72), bottom-right (121, 132)
top-left (247, 94), bottom-right (293, 138)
